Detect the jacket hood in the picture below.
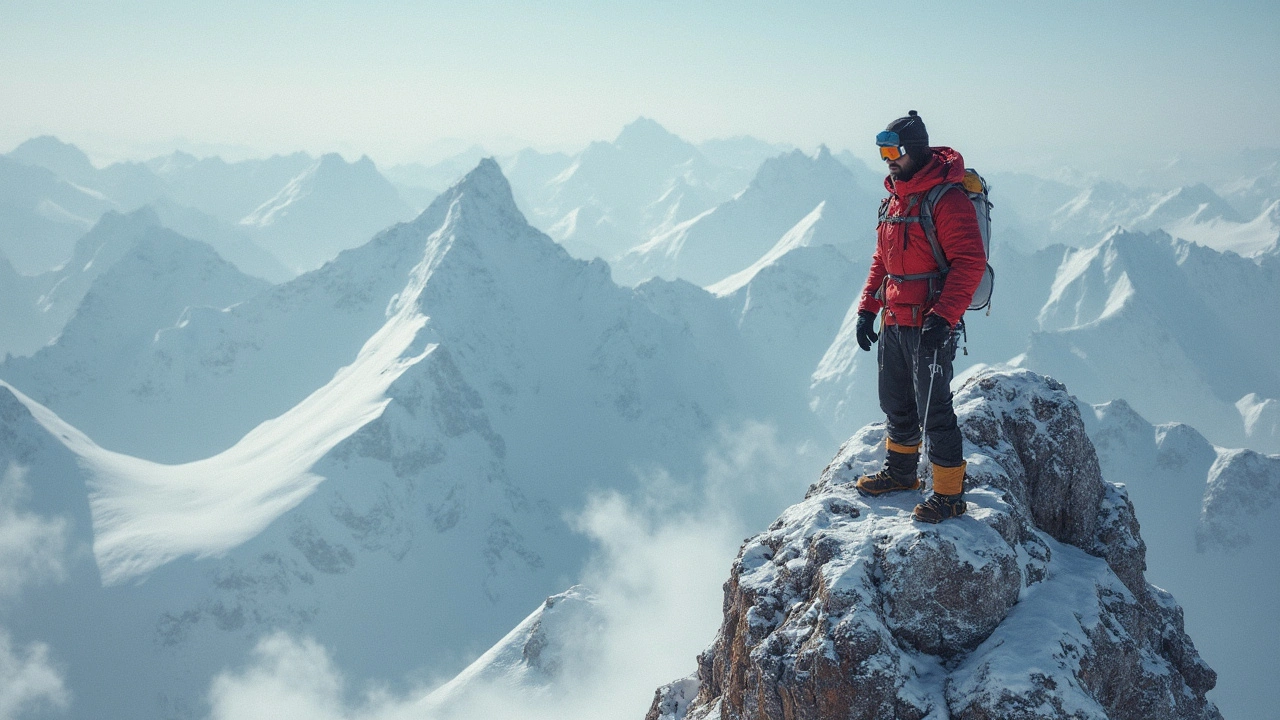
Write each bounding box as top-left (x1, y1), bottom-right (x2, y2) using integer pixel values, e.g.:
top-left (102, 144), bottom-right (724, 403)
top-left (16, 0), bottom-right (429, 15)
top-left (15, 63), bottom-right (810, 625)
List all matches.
top-left (884, 146), bottom-right (966, 196)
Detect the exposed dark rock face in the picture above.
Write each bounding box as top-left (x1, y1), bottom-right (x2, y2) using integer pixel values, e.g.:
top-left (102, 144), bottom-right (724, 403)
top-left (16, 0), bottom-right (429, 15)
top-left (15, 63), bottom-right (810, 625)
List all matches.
top-left (648, 370), bottom-right (1220, 720)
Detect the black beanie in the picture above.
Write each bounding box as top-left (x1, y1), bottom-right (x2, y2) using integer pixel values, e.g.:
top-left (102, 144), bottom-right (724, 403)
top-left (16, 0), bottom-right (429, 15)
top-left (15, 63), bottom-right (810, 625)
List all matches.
top-left (886, 110), bottom-right (929, 157)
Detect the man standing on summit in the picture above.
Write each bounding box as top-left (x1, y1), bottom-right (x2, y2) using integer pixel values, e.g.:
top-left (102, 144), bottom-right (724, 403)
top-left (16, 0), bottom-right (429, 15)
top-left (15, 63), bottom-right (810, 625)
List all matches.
top-left (853, 110), bottom-right (986, 523)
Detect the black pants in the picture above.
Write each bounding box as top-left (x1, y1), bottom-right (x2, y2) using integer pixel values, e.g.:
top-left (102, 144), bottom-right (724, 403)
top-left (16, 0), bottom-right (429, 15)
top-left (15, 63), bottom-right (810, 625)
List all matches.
top-left (878, 323), bottom-right (963, 467)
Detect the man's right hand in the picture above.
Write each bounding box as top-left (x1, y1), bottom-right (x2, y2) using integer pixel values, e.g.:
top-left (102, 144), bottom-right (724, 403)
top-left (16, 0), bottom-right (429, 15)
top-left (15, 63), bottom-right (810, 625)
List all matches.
top-left (856, 310), bottom-right (879, 351)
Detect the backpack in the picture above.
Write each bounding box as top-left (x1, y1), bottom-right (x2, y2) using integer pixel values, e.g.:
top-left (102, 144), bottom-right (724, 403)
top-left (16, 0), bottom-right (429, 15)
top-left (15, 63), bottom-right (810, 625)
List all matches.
top-left (920, 169), bottom-right (994, 312)
top-left (878, 169), bottom-right (995, 313)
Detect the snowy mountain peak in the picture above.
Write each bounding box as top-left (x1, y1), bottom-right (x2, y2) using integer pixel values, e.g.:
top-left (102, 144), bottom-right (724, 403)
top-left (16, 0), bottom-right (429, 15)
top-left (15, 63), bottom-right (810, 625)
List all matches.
top-left (236, 151), bottom-right (412, 272)
top-left (411, 157), bottom-right (525, 232)
top-left (614, 117), bottom-right (694, 154)
top-left (7, 135), bottom-right (97, 181)
top-left (652, 369), bottom-right (1219, 720)
top-left (144, 149), bottom-right (201, 177)
top-left (242, 153), bottom-right (399, 228)
top-left (420, 585), bottom-right (604, 713)
top-left (749, 146), bottom-right (853, 195)
top-left (1133, 183), bottom-right (1245, 228)
top-left (68, 207), bottom-right (163, 265)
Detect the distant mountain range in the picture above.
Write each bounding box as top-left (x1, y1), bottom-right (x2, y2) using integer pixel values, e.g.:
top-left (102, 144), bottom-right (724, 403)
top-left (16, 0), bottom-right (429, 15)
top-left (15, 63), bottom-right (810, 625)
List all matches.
top-left (2, 124), bottom-right (1279, 719)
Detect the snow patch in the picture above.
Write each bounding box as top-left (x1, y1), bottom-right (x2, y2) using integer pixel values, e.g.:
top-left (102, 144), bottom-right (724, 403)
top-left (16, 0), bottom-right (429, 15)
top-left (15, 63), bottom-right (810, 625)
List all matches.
top-left (0, 271), bottom-right (434, 584)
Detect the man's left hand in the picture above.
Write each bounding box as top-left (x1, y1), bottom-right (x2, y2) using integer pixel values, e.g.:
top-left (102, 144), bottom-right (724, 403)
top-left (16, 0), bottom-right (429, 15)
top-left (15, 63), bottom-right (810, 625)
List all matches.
top-left (919, 314), bottom-right (952, 355)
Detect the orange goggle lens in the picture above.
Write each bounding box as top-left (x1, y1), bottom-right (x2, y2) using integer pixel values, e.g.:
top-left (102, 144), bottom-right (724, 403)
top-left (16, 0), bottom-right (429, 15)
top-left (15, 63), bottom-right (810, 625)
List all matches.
top-left (879, 145), bottom-right (904, 161)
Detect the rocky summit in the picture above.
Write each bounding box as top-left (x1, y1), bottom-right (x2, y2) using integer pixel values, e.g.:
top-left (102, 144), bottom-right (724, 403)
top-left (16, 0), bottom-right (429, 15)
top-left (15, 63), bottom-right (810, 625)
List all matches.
top-left (648, 369), bottom-right (1220, 720)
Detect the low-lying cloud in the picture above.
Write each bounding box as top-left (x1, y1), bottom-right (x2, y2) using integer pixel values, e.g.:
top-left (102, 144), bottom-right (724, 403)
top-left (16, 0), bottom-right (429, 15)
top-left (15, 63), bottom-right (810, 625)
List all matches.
top-left (206, 421), bottom-right (824, 719)
top-left (0, 466), bottom-right (67, 600)
top-left (0, 630), bottom-right (68, 720)
top-left (0, 465), bottom-right (70, 720)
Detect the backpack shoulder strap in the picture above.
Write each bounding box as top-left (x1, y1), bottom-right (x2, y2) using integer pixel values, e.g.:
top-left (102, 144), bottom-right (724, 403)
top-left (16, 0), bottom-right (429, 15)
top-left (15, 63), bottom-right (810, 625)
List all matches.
top-left (918, 182), bottom-right (961, 272)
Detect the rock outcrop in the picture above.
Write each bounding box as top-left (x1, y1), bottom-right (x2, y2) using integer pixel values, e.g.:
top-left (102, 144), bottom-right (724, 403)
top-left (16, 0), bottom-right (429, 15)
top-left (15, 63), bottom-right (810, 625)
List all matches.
top-left (1198, 447), bottom-right (1280, 552)
top-left (649, 370), bottom-right (1220, 720)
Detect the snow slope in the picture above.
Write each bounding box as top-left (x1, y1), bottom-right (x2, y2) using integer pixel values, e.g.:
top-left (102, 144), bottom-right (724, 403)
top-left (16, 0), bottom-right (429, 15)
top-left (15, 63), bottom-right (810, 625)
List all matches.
top-left (145, 149), bottom-right (315, 226)
top-left (2, 276), bottom-right (428, 584)
top-left (1019, 227), bottom-right (1280, 450)
top-left (636, 241), bottom-right (865, 437)
top-left (515, 118), bottom-right (748, 263)
top-left (614, 146), bottom-right (875, 287)
top-left (1162, 198), bottom-right (1280, 258)
top-left (149, 196), bottom-right (293, 282)
top-left (707, 201), bottom-right (835, 296)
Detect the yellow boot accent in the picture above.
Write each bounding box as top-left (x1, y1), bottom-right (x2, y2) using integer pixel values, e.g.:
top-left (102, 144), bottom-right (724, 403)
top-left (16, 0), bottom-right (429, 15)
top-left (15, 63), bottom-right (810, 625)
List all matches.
top-left (886, 438), bottom-right (922, 455)
top-left (932, 461), bottom-right (966, 496)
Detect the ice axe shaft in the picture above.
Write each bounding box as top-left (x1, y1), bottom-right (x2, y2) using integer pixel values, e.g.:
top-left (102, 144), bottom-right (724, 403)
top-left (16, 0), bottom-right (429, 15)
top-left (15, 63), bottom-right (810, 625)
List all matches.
top-left (921, 346), bottom-right (938, 465)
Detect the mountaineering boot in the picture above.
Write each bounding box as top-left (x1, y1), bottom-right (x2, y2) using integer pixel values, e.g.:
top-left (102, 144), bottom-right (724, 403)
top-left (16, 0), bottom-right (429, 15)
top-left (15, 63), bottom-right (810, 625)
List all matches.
top-left (913, 492), bottom-right (966, 523)
top-left (856, 439), bottom-right (921, 496)
top-left (913, 461), bottom-right (967, 523)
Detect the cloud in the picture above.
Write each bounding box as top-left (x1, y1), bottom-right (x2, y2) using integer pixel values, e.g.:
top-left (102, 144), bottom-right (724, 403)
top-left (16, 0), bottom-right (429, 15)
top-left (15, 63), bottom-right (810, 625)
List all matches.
top-left (0, 629), bottom-right (68, 720)
top-left (208, 634), bottom-right (345, 720)
top-left (204, 421), bottom-right (822, 719)
top-left (0, 465), bottom-right (67, 600)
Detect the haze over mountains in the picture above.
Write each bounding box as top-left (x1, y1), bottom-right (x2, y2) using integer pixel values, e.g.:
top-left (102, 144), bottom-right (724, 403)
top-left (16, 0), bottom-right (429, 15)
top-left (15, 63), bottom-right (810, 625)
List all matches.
top-left (1, 120), bottom-right (1279, 719)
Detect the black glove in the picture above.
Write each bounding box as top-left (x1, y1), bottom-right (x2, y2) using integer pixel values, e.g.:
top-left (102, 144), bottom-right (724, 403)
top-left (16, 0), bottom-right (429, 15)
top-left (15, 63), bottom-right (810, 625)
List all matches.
top-left (855, 310), bottom-right (879, 351)
top-left (919, 313), bottom-right (952, 355)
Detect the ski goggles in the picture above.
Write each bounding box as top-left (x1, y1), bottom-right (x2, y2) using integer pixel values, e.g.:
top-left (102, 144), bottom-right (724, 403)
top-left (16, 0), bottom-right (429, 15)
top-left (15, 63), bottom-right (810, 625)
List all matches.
top-left (876, 130), bottom-right (906, 161)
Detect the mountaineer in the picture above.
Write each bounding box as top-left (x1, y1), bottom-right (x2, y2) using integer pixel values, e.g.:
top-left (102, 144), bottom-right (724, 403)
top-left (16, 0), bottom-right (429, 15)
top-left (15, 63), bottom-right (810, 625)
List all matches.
top-left (852, 110), bottom-right (987, 523)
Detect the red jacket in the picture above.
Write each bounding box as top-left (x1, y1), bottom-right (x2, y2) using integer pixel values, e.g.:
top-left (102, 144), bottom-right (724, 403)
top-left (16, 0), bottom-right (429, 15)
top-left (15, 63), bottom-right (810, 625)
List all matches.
top-left (857, 147), bottom-right (985, 327)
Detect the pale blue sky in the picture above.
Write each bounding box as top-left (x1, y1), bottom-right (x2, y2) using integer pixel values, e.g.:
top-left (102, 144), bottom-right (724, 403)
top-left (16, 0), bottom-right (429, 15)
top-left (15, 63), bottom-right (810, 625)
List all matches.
top-left (2, 1), bottom-right (1276, 175)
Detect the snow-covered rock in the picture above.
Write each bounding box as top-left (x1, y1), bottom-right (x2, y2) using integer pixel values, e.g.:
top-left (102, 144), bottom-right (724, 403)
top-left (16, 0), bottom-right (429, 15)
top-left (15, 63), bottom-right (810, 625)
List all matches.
top-left (1198, 448), bottom-right (1280, 553)
top-left (649, 370), bottom-right (1219, 720)
top-left (418, 586), bottom-right (604, 715)
top-left (1236, 392), bottom-right (1280, 452)
top-left (239, 153), bottom-right (413, 272)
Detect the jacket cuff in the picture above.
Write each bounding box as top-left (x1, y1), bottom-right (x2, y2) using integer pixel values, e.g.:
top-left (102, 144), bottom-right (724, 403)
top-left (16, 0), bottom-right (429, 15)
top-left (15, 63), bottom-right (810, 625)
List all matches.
top-left (928, 308), bottom-right (960, 327)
